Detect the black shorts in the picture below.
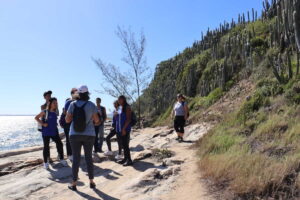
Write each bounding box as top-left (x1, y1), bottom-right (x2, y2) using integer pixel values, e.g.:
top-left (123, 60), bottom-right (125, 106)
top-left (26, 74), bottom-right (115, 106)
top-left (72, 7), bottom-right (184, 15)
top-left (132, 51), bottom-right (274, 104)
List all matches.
top-left (174, 116), bottom-right (185, 133)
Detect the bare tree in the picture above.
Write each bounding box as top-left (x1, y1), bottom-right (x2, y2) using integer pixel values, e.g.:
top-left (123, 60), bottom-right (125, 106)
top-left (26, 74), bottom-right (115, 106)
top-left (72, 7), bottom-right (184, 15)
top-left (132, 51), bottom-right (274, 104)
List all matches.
top-left (93, 26), bottom-right (151, 126)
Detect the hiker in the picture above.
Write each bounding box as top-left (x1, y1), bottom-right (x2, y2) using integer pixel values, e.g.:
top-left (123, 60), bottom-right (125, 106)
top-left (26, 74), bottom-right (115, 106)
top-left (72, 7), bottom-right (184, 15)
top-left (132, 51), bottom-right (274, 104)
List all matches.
top-left (172, 94), bottom-right (189, 142)
top-left (41, 90), bottom-right (59, 115)
top-left (65, 85), bottom-right (100, 191)
top-left (35, 97), bottom-right (67, 169)
top-left (62, 88), bottom-right (78, 160)
top-left (94, 97), bottom-right (107, 153)
top-left (104, 100), bottom-right (123, 160)
top-left (116, 95), bottom-right (133, 166)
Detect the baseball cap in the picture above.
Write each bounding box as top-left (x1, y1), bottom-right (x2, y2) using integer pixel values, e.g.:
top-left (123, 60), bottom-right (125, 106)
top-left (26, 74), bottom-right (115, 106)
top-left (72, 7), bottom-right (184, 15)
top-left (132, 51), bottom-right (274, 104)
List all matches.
top-left (77, 85), bottom-right (89, 94)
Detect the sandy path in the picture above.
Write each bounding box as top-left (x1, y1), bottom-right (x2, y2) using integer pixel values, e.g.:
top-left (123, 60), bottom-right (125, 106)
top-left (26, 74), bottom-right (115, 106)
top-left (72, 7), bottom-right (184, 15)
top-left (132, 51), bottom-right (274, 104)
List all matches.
top-left (0, 123), bottom-right (214, 200)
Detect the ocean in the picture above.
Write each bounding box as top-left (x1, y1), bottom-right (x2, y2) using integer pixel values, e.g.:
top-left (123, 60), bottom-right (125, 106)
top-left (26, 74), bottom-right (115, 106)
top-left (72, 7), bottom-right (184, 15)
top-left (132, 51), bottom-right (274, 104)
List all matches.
top-left (0, 116), bottom-right (49, 152)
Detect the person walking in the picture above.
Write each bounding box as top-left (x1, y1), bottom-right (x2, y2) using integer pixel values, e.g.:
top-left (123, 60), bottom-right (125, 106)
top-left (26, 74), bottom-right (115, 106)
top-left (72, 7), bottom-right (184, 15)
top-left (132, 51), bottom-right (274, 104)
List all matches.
top-left (65, 85), bottom-right (100, 191)
top-left (104, 100), bottom-right (123, 160)
top-left (171, 94), bottom-right (189, 142)
top-left (35, 97), bottom-right (67, 169)
top-left (63, 88), bottom-right (78, 160)
top-left (94, 98), bottom-right (107, 153)
top-left (116, 95), bottom-right (133, 166)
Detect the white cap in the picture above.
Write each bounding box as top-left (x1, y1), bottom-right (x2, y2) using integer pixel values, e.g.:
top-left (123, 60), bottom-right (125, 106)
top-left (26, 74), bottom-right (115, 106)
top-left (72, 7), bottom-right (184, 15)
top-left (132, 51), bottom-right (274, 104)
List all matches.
top-left (77, 85), bottom-right (89, 93)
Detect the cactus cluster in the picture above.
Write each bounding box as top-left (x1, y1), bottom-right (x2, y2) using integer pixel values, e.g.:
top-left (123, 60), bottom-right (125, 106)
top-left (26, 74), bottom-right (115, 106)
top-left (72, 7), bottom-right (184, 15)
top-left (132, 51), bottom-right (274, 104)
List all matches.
top-left (140, 0), bottom-right (300, 118)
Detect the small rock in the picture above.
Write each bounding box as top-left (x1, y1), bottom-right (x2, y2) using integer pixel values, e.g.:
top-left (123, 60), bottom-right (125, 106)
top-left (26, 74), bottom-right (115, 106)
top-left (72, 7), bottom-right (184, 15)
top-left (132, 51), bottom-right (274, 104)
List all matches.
top-left (162, 158), bottom-right (184, 167)
top-left (133, 150), bottom-right (152, 161)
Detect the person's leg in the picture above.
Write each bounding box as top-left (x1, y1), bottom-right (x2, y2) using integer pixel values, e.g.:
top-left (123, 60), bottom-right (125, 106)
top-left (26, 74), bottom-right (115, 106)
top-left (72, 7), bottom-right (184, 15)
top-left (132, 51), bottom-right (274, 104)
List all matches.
top-left (174, 117), bottom-right (181, 138)
top-left (51, 134), bottom-right (64, 160)
top-left (70, 135), bottom-right (82, 182)
top-left (82, 136), bottom-right (95, 181)
top-left (120, 132), bottom-right (132, 165)
top-left (106, 129), bottom-right (116, 151)
top-left (98, 125), bottom-right (104, 152)
top-left (94, 126), bottom-right (100, 152)
top-left (42, 136), bottom-right (50, 163)
top-left (116, 133), bottom-right (122, 155)
top-left (64, 123), bottom-right (72, 156)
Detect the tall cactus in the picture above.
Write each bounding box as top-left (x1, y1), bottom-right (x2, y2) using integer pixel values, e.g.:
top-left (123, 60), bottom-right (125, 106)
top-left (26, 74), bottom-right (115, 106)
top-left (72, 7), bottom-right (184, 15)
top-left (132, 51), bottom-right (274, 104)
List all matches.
top-left (294, 0), bottom-right (300, 51)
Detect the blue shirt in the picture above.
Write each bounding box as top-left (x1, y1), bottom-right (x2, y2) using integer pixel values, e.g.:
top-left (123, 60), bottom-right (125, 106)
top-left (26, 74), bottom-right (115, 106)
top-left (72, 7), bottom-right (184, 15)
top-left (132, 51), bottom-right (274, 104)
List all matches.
top-left (67, 100), bottom-right (98, 136)
top-left (42, 111), bottom-right (58, 137)
top-left (64, 99), bottom-right (73, 112)
top-left (116, 106), bottom-right (131, 134)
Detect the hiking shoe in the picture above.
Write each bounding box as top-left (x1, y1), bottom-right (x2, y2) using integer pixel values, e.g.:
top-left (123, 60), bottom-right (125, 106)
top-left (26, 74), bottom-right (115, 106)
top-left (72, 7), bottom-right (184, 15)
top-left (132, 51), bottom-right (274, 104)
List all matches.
top-left (90, 182), bottom-right (96, 189)
top-left (117, 159), bottom-right (127, 164)
top-left (104, 151), bottom-right (114, 156)
top-left (178, 137), bottom-right (184, 143)
top-left (43, 162), bottom-right (49, 169)
top-left (68, 185), bottom-right (77, 191)
top-left (123, 160), bottom-right (133, 167)
top-left (115, 154), bottom-right (123, 160)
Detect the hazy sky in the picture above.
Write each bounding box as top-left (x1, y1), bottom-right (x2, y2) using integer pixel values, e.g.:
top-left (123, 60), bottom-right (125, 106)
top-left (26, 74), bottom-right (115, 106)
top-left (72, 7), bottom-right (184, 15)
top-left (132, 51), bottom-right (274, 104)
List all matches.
top-left (0, 0), bottom-right (263, 115)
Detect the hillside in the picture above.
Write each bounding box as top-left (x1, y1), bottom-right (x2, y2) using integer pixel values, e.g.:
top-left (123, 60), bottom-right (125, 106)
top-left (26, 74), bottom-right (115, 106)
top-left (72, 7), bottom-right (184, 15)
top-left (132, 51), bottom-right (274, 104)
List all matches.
top-left (140, 0), bottom-right (300, 199)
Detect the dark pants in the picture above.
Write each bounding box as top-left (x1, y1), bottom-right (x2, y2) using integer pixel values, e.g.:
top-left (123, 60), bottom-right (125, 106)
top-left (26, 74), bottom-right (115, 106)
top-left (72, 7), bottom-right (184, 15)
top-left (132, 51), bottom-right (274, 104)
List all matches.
top-left (94, 125), bottom-right (104, 152)
top-left (94, 126), bottom-right (100, 152)
top-left (106, 128), bottom-right (122, 154)
top-left (42, 134), bottom-right (64, 163)
top-left (64, 123), bottom-right (72, 156)
top-left (70, 135), bottom-right (95, 181)
top-left (174, 116), bottom-right (186, 133)
top-left (119, 131), bottom-right (131, 162)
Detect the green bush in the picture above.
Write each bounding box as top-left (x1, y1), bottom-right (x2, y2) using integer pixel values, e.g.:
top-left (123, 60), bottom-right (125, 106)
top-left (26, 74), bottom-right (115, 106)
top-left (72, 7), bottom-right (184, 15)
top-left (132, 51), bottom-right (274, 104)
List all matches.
top-left (237, 90), bottom-right (269, 123)
top-left (256, 78), bottom-right (284, 96)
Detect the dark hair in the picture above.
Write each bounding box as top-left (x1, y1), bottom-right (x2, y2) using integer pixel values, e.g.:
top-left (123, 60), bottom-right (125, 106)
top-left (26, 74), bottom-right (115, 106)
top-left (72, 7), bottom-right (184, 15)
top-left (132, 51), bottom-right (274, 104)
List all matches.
top-left (43, 90), bottom-right (52, 97)
top-left (118, 95), bottom-right (129, 112)
top-left (96, 97), bottom-right (101, 101)
top-left (47, 97), bottom-right (57, 111)
top-left (79, 92), bottom-right (90, 101)
top-left (113, 100), bottom-right (119, 108)
top-left (177, 93), bottom-right (183, 98)
top-left (71, 89), bottom-right (77, 95)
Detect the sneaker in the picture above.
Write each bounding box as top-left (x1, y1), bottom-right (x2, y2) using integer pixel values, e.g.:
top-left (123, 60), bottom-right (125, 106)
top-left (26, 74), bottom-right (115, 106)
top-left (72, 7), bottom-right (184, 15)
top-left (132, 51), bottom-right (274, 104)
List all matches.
top-left (104, 151), bottom-right (114, 156)
top-left (68, 155), bottom-right (73, 161)
top-left (123, 160), bottom-right (133, 167)
top-left (115, 154), bottom-right (123, 160)
top-left (59, 160), bottom-right (68, 167)
top-left (43, 162), bottom-right (49, 169)
top-left (178, 136), bottom-right (184, 143)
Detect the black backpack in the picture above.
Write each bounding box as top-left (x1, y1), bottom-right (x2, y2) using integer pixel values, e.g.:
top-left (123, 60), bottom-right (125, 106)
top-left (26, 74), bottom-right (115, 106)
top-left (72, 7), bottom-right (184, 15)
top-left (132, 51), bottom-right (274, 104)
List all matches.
top-left (73, 102), bottom-right (88, 132)
top-left (123, 104), bottom-right (138, 127)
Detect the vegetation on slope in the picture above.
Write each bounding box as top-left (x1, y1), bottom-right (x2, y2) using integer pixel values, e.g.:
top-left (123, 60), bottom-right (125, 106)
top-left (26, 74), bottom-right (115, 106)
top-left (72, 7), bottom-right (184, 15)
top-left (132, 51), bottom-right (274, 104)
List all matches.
top-left (139, 0), bottom-right (300, 199)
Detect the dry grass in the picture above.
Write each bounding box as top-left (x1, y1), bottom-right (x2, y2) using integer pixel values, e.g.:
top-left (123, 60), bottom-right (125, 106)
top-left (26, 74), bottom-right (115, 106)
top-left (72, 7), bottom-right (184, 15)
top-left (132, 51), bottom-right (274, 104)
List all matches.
top-left (197, 86), bottom-right (300, 199)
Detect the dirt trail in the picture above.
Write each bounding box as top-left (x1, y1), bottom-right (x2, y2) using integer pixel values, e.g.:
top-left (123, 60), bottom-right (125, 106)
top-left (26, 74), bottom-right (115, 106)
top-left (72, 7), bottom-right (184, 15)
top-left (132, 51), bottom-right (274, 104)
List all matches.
top-left (0, 123), bottom-right (214, 200)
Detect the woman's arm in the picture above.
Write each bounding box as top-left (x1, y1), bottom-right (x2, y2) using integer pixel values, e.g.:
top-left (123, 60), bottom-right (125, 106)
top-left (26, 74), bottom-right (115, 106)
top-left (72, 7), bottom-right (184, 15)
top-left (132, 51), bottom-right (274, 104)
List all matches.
top-left (171, 104), bottom-right (175, 119)
top-left (93, 113), bottom-right (101, 126)
top-left (184, 103), bottom-right (189, 120)
top-left (65, 112), bottom-right (72, 124)
top-left (122, 106), bottom-right (132, 135)
top-left (35, 112), bottom-right (47, 127)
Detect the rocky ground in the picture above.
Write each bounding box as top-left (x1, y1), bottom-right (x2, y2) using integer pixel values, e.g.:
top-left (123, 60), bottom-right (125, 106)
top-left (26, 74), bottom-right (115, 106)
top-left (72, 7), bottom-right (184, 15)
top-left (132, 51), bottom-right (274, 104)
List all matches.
top-left (0, 123), bottom-right (214, 200)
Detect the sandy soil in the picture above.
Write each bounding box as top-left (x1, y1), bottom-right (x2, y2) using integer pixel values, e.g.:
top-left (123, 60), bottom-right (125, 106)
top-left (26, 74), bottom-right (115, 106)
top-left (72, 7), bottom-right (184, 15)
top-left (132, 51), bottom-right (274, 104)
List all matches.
top-left (0, 123), bottom-right (214, 200)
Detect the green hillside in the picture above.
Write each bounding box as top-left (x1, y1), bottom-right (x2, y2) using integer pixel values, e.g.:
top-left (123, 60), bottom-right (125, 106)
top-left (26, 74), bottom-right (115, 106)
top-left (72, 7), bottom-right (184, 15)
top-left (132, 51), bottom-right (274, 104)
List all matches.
top-left (140, 0), bottom-right (300, 199)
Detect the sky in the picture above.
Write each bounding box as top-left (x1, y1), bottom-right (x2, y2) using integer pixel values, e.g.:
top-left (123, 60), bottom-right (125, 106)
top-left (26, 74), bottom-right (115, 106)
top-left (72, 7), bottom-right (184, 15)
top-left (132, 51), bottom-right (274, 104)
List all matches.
top-left (0, 0), bottom-right (263, 115)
